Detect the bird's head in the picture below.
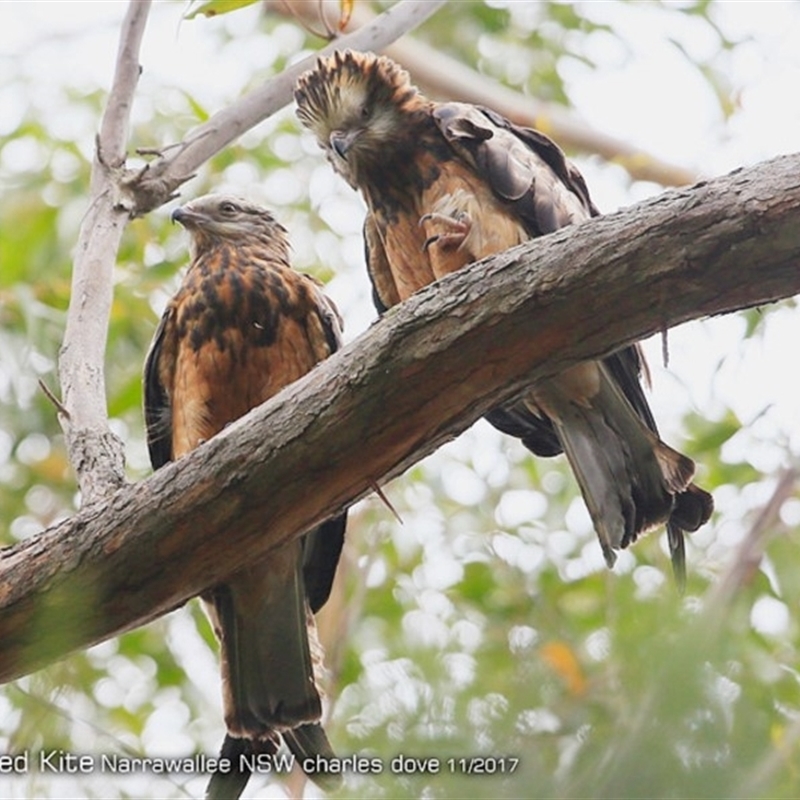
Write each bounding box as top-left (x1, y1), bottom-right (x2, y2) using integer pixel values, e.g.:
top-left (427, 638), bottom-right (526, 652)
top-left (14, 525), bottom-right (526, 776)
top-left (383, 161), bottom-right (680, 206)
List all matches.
top-left (171, 194), bottom-right (289, 259)
top-left (294, 50), bottom-right (424, 189)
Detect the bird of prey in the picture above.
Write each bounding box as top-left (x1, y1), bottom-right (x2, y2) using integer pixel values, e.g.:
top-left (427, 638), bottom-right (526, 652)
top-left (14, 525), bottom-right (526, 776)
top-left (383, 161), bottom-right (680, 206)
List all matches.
top-left (143, 193), bottom-right (345, 795)
top-left (294, 50), bottom-right (712, 581)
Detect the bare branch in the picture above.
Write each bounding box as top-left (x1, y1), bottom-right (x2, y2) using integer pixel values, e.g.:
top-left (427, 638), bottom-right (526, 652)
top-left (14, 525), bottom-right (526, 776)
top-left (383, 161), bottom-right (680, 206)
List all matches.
top-left (128, 0), bottom-right (448, 215)
top-left (384, 37), bottom-right (698, 187)
top-left (57, 0), bottom-right (152, 503)
top-left (3, 152), bottom-right (800, 683)
top-left (269, 0), bottom-right (698, 187)
top-left (705, 466), bottom-right (798, 610)
top-left (97, 3), bottom-right (149, 169)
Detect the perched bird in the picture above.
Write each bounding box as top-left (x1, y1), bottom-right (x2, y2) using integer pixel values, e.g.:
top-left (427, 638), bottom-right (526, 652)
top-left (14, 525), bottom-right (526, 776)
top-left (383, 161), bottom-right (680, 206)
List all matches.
top-left (294, 50), bottom-right (712, 582)
top-left (143, 193), bottom-right (345, 795)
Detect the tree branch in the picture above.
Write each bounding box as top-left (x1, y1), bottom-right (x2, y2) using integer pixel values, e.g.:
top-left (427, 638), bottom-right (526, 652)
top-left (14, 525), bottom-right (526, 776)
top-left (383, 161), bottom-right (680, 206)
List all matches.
top-left (4, 152), bottom-right (800, 683)
top-left (705, 466), bottom-right (798, 611)
top-left (126, 0), bottom-right (447, 215)
top-left (269, 0), bottom-right (698, 186)
top-left (57, 0), bottom-right (152, 503)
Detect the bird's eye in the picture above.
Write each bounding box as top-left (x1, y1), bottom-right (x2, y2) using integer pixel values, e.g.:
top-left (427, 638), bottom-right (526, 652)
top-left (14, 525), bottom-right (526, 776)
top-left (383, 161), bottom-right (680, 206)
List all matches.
top-left (360, 104), bottom-right (370, 120)
top-left (220, 201), bottom-right (238, 214)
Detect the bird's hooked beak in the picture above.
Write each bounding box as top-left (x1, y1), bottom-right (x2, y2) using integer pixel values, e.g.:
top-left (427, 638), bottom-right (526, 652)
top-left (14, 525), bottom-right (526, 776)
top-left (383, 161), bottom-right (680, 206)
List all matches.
top-left (171, 206), bottom-right (204, 228)
top-left (329, 128), bottom-right (362, 159)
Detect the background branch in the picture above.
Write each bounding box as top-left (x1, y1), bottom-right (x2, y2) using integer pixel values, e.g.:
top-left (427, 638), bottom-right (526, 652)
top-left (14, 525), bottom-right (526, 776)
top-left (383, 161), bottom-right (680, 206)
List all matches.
top-left (127, 0), bottom-right (447, 215)
top-left (3, 151), bottom-right (799, 683)
top-left (270, 0), bottom-right (698, 186)
top-left (705, 466), bottom-right (798, 611)
top-left (57, 0), bottom-right (152, 503)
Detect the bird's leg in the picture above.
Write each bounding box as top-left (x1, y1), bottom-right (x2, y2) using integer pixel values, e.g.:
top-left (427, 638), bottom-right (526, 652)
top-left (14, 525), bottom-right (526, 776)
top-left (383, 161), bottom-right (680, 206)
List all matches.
top-left (419, 209), bottom-right (472, 252)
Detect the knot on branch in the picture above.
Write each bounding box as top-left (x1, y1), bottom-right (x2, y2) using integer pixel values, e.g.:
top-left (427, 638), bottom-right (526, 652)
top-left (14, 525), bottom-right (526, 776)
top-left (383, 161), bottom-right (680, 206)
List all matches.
top-left (116, 162), bottom-right (188, 218)
top-left (69, 429), bottom-right (127, 503)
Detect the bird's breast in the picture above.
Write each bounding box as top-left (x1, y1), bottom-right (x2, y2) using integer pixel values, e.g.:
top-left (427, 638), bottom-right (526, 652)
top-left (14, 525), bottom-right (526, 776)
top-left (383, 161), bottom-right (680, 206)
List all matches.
top-left (168, 260), bottom-right (325, 455)
top-left (375, 160), bottom-right (528, 300)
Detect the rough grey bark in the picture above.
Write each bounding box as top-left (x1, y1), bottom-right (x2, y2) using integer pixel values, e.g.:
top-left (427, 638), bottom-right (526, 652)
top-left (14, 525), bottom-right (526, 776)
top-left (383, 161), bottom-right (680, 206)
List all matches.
top-left (2, 152), bottom-right (799, 684)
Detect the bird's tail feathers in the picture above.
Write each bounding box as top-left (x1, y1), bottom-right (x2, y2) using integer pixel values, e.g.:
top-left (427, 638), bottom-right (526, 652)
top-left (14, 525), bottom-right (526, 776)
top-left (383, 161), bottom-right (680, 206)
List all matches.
top-left (206, 725), bottom-right (341, 799)
top-left (666, 482), bottom-right (715, 589)
top-left (531, 365), bottom-right (696, 567)
top-left (284, 723), bottom-right (343, 792)
top-left (203, 539), bottom-right (321, 739)
top-left (653, 437), bottom-right (696, 494)
top-left (205, 734), bottom-right (277, 800)
top-left (671, 482), bottom-right (714, 533)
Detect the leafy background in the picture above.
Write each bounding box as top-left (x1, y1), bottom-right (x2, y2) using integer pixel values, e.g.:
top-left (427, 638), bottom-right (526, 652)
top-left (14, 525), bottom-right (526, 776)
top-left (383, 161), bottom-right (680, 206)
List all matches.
top-left (1, 1), bottom-right (800, 797)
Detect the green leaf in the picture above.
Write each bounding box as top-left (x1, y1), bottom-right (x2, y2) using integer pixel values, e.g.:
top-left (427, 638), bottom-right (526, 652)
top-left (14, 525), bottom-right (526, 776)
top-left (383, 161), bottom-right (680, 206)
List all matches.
top-left (181, 90), bottom-right (210, 123)
top-left (183, 0), bottom-right (259, 21)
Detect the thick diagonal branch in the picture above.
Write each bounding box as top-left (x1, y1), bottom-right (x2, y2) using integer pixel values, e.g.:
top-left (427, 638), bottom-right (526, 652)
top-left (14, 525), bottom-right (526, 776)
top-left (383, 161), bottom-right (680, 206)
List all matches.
top-left (3, 152), bottom-right (800, 683)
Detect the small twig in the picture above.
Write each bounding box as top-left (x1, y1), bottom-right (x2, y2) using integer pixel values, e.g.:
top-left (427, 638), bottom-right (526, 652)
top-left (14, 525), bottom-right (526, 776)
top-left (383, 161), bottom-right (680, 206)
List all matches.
top-left (317, 0), bottom-right (336, 39)
top-left (135, 140), bottom-right (187, 158)
top-left (38, 379), bottom-right (71, 420)
top-left (370, 481), bottom-right (403, 525)
top-left (276, 0), bottom-right (331, 41)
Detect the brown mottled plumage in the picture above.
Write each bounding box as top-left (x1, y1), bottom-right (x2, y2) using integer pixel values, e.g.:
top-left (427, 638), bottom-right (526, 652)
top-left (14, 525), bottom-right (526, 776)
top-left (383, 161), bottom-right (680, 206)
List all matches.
top-left (143, 194), bottom-right (344, 796)
top-left (295, 50), bottom-right (712, 581)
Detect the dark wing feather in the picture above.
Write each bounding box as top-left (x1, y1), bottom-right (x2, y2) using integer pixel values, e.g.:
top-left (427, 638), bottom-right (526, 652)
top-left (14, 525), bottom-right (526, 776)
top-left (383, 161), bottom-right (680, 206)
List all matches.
top-left (143, 309), bottom-right (174, 470)
top-left (603, 346), bottom-right (659, 434)
top-left (484, 403), bottom-right (561, 458)
top-left (478, 106), bottom-right (599, 217)
top-left (432, 103), bottom-right (599, 239)
top-left (205, 735), bottom-right (276, 800)
top-left (300, 292), bottom-right (347, 613)
top-left (363, 215), bottom-right (398, 314)
top-left (303, 513), bottom-right (347, 613)
top-left (433, 102), bottom-right (657, 447)
top-left (284, 723), bottom-right (342, 792)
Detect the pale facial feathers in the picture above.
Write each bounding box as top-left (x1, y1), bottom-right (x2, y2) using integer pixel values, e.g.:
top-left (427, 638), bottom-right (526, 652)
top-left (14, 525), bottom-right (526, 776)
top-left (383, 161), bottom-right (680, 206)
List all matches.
top-left (171, 193), bottom-right (290, 261)
top-left (294, 50), bottom-right (421, 187)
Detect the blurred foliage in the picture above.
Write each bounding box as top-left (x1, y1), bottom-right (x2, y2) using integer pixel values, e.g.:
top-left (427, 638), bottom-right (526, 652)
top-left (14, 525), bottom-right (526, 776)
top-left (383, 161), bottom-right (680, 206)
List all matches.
top-left (1, 1), bottom-right (799, 798)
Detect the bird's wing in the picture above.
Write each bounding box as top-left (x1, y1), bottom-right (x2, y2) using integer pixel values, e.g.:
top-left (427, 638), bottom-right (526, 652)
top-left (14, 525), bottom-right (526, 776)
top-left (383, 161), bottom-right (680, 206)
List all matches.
top-left (431, 102), bottom-right (713, 573)
top-left (363, 213), bottom-right (400, 314)
top-left (143, 306), bottom-right (176, 470)
top-left (431, 103), bottom-right (661, 434)
top-left (431, 103), bottom-right (598, 236)
top-left (603, 344), bottom-right (659, 433)
top-left (297, 281), bottom-right (348, 614)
